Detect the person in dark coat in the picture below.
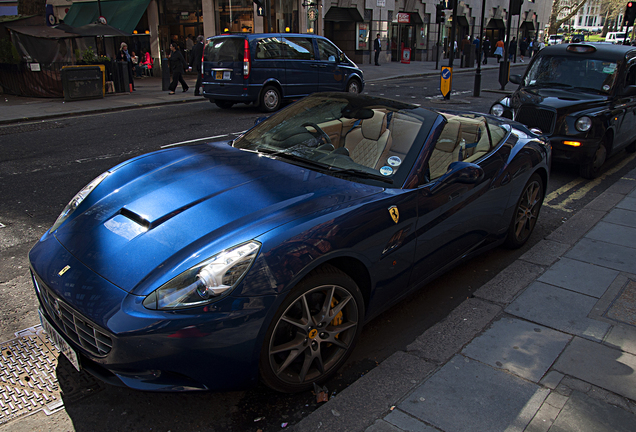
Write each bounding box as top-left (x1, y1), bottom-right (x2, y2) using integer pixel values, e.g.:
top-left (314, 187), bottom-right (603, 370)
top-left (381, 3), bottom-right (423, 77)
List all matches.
top-left (374, 33), bottom-right (381, 66)
top-left (168, 42), bottom-right (189, 94)
top-left (189, 35), bottom-right (204, 96)
top-left (519, 38), bottom-right (528, 62)
top-left (482, 38), bottom-right (491, 64)
top-left (116, 42), bottom-right (135, 91)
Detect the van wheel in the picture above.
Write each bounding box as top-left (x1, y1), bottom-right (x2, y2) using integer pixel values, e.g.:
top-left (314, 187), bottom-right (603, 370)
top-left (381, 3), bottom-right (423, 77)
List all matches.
top-left (347, 79), bottom-right (361, 94)
top-left (215, 100), bottom-right (234, 109)
top-left (260, 86), bottom-right (281, 113)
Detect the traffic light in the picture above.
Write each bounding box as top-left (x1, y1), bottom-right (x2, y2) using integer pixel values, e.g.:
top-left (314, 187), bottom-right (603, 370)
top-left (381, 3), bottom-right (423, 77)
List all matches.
top-left (436, 4), bottom-right (445, 22)
top-left (511, 0), bottom-right (524, 15)
top-left (625, 1), bottom-right (636, 27)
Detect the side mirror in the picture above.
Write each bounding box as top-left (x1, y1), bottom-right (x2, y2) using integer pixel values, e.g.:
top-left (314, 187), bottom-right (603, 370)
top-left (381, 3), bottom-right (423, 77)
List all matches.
top-left (623, 85), bottom-right (636, 97)
top-left (429, 162), bottom-right (485, 194)
top-left (509, 74), bottom-right (522, 85)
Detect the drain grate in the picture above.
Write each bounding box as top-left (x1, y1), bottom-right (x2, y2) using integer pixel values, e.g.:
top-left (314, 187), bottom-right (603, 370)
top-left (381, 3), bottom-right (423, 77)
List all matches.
top-left (0, 325), bottom-right (103, 425)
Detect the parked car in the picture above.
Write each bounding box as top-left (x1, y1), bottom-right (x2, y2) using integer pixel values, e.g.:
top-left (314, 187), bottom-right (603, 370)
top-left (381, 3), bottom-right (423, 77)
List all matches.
top-left (201, 33), bottom-right (364, 112)
top-left (548, 34), bottom-right (564, 45)
top-left (605, 32), bottom-right (629, 44)
top-left (490, 43), bottom-right (636, 178)
top-left (30, 93), bottom-right (550, 393)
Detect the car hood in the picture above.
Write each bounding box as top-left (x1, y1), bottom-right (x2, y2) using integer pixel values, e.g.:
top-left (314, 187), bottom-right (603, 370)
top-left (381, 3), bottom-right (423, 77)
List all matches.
top-left (53, 142), bottom-right (382, 293)
top-left (512, 87), bottom-right (608, 111)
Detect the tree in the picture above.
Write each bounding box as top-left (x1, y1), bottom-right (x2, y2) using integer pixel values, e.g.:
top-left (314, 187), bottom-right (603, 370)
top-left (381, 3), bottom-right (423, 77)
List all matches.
top-left (547, 0), bottom-right (588, 35)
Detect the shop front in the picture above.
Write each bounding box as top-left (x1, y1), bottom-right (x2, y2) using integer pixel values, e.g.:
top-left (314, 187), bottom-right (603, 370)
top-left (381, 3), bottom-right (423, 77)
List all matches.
top-left (390, 12), bottom-right (426, 62)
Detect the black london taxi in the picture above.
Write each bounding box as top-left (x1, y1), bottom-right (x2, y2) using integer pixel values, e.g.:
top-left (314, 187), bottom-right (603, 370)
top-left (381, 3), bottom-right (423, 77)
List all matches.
top-left (490, 43), bottom-right (636, 178)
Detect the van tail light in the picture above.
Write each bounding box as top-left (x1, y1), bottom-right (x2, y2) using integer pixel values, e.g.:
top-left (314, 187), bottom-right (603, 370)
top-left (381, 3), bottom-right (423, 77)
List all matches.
top-left (243, 39), bottom-right (250, 79)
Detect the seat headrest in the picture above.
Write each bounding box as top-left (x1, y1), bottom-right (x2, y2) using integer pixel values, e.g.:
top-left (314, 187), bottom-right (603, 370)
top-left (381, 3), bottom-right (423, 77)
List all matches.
top-left (436, 120), bottom-right (462, 152)
top-left (360, 110), bottom-right (386, 140)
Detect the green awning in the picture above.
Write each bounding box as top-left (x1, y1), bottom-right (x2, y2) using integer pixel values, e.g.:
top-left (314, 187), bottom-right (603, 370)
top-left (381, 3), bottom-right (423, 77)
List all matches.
top-left (63, 0), bottom-right (150, 34)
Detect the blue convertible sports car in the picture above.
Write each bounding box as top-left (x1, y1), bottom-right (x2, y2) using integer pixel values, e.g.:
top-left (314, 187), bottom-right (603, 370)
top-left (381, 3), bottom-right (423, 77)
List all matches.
top-left (29, 93), bottom-right (550, 393)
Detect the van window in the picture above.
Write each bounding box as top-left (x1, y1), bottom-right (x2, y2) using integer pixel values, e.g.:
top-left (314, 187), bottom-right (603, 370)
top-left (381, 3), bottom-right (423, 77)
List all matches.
top-left (256, 37), bottom-right (284, 59)
top-left (283, 37), bottom-right (315, 60)
top-left (317, 39), bottom-right (339, 62)
top-left (204, 38), bottom-right (243, 62)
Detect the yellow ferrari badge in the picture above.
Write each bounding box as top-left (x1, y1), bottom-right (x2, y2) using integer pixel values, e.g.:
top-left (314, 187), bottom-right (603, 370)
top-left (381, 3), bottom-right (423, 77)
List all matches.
top-left (58, 265), bottom-right (71, 276)
top-left (388, 206), bottom-right (399, 224)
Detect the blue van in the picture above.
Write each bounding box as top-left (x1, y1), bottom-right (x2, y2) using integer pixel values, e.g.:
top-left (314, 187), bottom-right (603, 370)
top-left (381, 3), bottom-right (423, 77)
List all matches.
top-left (201, 33), bottom-right (365, 112)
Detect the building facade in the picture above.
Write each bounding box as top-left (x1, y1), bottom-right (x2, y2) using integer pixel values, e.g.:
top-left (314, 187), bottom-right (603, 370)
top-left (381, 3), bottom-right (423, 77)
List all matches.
top-left (46, 0), bottom-right (553, 67)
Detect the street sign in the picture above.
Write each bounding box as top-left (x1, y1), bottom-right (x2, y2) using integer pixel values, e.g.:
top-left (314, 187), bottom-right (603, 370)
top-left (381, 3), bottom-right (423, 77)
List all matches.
top-left (441, 66), bottom-right (452, 98)
top-left (257, 6), bottom-right (264, 16)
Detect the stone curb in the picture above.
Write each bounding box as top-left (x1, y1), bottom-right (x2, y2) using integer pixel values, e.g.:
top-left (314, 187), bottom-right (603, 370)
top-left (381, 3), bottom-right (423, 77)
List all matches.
top-left (292, 166), bottom-right (636, 432)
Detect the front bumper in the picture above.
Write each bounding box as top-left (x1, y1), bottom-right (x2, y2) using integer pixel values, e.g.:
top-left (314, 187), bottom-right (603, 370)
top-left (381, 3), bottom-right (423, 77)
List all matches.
top-left (549, 136), bottom-right (600, 165)
top-left (29, 233), bottom-right (276, 392)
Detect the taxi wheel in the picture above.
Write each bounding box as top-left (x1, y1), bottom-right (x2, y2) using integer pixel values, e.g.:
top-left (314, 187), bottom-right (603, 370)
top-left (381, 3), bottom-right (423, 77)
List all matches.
top-left (260, 264), bottom-right (364, 393)
top-left (347, 79), bottom-right (361, 94)
top-left (580, 141), bottom-right (607, 179)
top-left (214, 100), bottom-right (234, 109)
top-left (260, 86), bottom-right (281, 113)
top-left (504, 173), bottom-right (544, 249)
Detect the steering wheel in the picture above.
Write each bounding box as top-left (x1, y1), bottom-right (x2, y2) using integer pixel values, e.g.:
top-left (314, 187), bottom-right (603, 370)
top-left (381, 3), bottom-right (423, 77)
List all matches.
top-left (302, 122), bottom-right (332, 146)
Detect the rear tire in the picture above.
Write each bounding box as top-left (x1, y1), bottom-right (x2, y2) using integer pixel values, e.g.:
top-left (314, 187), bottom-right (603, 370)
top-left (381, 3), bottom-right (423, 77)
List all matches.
top-left (579, 141), bottom-right (607, 179)
top-left (504, 173), bottom-right (544, 249)
top-left (214, 100), bottom-right (234, 109)
top-left (259, 85), bottom-right (281, 113)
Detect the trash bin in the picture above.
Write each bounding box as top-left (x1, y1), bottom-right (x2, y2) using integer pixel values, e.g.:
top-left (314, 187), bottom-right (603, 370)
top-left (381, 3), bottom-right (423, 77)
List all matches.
top-left (114, 61), bottom-right (131, 93)
top-left (61, 66), bottom-right (104, 102)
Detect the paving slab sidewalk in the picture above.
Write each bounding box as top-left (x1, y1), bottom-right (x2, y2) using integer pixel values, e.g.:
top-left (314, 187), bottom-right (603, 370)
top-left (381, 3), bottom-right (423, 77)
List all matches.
top-left (292, 170), bottom-right (636, 432)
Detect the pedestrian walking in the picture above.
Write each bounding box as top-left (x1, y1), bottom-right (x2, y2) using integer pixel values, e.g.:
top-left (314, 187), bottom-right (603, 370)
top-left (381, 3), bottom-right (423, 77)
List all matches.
top-left (168, 42), bottom-right (189, 95)
top-left (494, 39), bottom-right (504, 63)
top-left (374, 33), bottom-right (381, 66)
top-left (519, 38), bottom-right (528, 62)
top-left (509, 37), bottom-right (517, 62)
top-left (189, 35), bottom-right (204, 96)
top-left (473, 36), bottom-right (481, 65)
top-left (482, 38), bottom-right (491, 64)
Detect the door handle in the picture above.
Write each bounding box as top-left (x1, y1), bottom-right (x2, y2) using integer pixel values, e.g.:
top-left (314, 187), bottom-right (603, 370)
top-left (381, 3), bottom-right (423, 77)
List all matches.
top-left (310, 64), bottom-right (318, 68)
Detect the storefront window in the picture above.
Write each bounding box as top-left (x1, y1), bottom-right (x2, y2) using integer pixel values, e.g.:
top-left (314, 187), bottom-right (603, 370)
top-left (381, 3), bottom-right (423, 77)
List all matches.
top-left (274, 0), bottom-right (298, 33)
top-left (216, 0), bottom-right (254, 33)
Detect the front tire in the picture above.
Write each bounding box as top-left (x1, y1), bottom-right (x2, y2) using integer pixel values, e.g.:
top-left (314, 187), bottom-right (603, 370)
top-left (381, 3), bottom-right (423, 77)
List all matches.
top-left (347, 79), bottom-right (361, 94)
top-left (259, 85), bottom-right (281, 113)
top-left (504, 173), bottom-right (544, 249)
top-left (259, 265), bottom-right (364, 393)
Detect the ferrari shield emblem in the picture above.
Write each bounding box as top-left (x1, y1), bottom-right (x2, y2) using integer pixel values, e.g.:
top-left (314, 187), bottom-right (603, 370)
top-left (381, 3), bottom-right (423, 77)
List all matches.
top-left (58, 265), bottom-right (70, 276)
top-left (388, 206), bottom-right (399, 224)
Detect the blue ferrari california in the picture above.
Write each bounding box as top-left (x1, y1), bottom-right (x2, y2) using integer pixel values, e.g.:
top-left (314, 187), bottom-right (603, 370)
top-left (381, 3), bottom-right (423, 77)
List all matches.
top-left (29, 93), bottom-right (550, 393)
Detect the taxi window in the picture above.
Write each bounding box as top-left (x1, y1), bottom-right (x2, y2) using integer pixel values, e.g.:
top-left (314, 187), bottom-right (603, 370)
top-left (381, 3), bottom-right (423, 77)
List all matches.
top-left (524, 55), bottom-right (618, 94)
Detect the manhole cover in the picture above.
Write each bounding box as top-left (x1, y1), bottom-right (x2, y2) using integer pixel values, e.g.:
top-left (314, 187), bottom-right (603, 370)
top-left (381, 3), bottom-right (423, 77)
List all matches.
top-left (604, 279), bottom-right (636, 326)
top-left (0, 325), bottom-right (103, 425)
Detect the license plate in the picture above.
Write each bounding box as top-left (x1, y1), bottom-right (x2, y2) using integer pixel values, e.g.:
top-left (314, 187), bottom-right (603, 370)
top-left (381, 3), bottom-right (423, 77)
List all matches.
top-left (39, 309), bottom-right (81, 371)
top-left (215, 71), bottom-right (231, 80)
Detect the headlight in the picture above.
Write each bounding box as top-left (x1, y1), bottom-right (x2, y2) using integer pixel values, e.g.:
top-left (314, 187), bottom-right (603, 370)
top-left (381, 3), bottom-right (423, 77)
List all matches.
top-left (490, 103), bottom-right (505, 117)
top-left (575, 116), bottom-right (592, 132)
top-left (143, 241), bottom-right (261, 310)
top-left (50, 171), bottom-right (111, 232)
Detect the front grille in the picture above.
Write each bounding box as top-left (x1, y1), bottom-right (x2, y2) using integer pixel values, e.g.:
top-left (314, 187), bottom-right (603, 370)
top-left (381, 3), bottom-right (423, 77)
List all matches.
top-left (32, 273), bottom-right (113, 356)
top-left (515, 105), bottom-right (557, 135)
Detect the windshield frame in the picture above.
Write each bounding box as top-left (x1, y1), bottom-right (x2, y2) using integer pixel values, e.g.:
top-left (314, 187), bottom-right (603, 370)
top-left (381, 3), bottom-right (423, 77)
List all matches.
top-left (522, 54), bottom-right (621, 95)
top-left (232, 94), bottom-right (439, 188)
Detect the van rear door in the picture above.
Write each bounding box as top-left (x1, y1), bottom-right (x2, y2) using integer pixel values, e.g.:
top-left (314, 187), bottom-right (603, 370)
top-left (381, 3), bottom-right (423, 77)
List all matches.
top-left (202, 37), bottom-right (244, 98)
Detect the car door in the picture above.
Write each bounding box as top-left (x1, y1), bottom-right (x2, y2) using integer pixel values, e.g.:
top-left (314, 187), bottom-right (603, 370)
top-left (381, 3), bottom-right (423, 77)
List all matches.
top-left (614, 57), bottom-right (636, 150)
top-left (282, 36), bottom-right (319, 97)
top-left (315, 38), bottom-right (346, 92)
top-left (408, 117), bottom-right (512, 284)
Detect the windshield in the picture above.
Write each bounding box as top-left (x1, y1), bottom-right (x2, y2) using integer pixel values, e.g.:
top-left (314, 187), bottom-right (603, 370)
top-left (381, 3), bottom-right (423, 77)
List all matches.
top-left (523, 55), bottom-right (619, 94)
top-left (233, 94), bottom-right (436, 186)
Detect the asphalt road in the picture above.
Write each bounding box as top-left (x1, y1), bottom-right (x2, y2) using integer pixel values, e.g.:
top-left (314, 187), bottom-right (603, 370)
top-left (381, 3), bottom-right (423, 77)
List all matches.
top-left (1, 68), bottom-right (636, 431)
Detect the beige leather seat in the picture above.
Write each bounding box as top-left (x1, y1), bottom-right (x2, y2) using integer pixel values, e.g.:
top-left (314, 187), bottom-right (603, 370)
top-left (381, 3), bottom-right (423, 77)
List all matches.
top-left (428, 120), bottom-right (462, 180)
top-left (344, 110), bottom-right (391, 169)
